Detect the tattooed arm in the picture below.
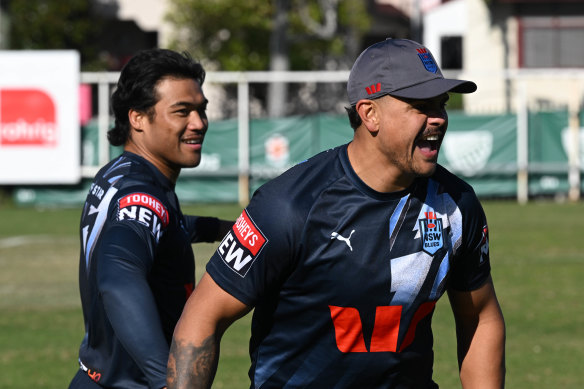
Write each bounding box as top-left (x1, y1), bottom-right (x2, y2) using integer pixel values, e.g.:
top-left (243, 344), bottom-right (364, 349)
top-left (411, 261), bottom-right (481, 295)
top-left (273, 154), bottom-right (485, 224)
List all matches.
top-left (167, 273), bottom-right (251, 389)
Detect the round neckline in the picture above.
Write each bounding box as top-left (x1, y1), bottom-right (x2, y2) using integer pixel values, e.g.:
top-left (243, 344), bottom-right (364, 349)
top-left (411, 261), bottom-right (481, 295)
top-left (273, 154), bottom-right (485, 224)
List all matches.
top-left (338, 143), bottom-right (418, 201)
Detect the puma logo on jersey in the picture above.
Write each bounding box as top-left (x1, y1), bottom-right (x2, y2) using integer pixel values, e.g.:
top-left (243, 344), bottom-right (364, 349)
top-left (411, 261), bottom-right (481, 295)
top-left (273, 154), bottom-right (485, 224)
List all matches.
top-left (331, 230), bottom-right (355, 251)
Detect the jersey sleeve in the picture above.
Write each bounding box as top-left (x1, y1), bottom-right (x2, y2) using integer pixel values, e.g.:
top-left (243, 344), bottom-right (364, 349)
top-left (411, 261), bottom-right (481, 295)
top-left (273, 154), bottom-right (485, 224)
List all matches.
top-left (448, 192), bottom-right (491, 292)
top-left (205, 186), bottom-right (298, 306)
top-left (183, 215), bottom-right (220, 243)
top-left (94, 188), bottom-right (172, 389)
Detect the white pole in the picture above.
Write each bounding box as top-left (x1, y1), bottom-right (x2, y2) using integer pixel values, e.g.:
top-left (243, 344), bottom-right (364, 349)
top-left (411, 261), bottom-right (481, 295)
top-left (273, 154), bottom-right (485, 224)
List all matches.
top-left (568, 81), bottom-right (581, 202)
top-left (517, 80), bottom-right (529, 204)
top-left (98, 78), bottom-right (110, 166)
top-left (237, 78), bottom-right (250, 206)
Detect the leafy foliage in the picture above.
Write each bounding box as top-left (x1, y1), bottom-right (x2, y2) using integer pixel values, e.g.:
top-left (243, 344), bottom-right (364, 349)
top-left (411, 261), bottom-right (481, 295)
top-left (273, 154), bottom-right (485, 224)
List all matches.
top-left (5, 0), bottom-right (106, 70)
top-left (165, 0), bottom-right (370, 71)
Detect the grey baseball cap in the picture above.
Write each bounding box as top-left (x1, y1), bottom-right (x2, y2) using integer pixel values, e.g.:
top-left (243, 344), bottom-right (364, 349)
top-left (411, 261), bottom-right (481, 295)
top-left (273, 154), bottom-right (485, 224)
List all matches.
top-left (347, 38), bottom-right (477, 105)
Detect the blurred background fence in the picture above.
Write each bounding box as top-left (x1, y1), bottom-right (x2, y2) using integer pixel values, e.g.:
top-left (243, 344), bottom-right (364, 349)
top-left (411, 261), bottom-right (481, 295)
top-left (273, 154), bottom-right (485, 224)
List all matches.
top-left (9, 68), bottom-right (584, 207)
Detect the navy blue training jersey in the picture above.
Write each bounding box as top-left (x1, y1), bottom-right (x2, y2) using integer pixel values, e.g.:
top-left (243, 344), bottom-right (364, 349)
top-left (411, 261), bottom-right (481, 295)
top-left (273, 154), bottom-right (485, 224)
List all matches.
top-left (74, 152), bottom-right (220, 389)
top-left (206, 144), bottom-right (491, 388)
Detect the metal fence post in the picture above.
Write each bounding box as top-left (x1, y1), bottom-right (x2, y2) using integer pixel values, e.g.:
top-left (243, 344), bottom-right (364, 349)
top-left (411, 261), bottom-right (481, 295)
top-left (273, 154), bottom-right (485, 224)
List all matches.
top-left (237, 75), bottom-right (250, 206)
top-left (98, 78), bottom-right (110, 166)
top-left (517, 80), bottom-right (529, 204)
top-left (568, 82), bottom-right (581, 202)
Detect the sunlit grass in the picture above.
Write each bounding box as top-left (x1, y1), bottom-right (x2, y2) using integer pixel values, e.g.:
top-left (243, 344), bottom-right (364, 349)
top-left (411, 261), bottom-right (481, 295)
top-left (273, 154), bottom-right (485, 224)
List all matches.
top-left (1, 200), bottom-right (583, 388)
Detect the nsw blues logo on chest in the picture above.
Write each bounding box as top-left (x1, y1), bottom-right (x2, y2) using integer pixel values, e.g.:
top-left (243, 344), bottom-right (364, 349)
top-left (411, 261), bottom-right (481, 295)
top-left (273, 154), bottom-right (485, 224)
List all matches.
top-left (419, 211), bottom-right (444, 255)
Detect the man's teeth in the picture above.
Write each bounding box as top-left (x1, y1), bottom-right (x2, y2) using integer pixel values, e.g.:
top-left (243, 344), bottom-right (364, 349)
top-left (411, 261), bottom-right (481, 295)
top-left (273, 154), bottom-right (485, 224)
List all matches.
top-left (423, 135), bottom-right (439, 141)
top-left (183, 139), bottom-right (200, 144)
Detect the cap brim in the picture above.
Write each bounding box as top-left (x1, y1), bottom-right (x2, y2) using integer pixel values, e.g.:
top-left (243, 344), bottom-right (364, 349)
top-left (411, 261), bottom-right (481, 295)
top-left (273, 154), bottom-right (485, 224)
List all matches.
top-left (389, 78), bottom-right (477, 99)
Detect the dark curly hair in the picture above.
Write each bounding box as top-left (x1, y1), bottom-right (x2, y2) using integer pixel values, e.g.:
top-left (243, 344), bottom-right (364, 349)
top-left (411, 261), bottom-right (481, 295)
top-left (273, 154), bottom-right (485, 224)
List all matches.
top-left (107, 49), bottom-right (206, 146)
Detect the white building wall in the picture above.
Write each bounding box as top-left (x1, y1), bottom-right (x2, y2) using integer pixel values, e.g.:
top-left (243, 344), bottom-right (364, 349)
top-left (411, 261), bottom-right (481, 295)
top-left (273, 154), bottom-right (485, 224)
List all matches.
top-left (115, 0), bottom-right (174, 47)
top-left (462, 0), bottom-right (510, 112)
top-left (423, 0), bottom-right (510, 113)
top-left (422, 0), bottom-right (467, 61)
top-left (427, 0), bottom-right (582, 113)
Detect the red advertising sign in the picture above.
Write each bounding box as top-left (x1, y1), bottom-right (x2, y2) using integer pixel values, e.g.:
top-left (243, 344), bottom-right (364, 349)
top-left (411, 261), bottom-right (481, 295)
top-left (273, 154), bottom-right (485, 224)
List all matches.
top-left (0, 89), bottom-right (57, 146)
top-left (0, 51), bottom-right (79, 184)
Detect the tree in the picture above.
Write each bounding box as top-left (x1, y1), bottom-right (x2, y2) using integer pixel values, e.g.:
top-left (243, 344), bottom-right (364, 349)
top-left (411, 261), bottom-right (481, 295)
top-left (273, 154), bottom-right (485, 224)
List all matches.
top-left (3, 0), bottom-right (107, 70)
top-left (166, 0), bottom-right (370, 117)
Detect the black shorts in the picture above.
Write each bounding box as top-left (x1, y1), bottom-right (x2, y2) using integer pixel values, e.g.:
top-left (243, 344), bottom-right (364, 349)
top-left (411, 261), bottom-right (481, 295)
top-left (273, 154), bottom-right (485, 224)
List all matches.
top-left (68, 369), bottom-right (103, 389)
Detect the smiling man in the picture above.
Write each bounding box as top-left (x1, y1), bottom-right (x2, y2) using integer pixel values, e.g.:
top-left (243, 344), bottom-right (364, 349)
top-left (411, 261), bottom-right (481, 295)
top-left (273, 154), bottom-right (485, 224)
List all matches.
top-left (168, 39), bottom-right (506, 389)
top-left (69, 49), bottom-right (233, 389)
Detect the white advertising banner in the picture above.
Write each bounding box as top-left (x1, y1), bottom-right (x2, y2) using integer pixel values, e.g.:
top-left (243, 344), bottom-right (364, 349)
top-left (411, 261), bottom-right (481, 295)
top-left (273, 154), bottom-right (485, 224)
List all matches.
top-left (0, 51), bottom-right (80, 184)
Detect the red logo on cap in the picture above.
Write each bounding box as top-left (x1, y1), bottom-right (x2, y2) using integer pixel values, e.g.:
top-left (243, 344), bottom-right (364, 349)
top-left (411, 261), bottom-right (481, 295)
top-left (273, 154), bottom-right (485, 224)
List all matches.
top-left (365, 83), bottom-right (381, 95)
top-left (0, 89), bottom-right (57, 147)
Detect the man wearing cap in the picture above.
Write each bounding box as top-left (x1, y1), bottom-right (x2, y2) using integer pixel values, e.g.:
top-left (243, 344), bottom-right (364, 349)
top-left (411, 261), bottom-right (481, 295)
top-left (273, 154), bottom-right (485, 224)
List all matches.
top-left (167, 39), bottom-right (506, 388)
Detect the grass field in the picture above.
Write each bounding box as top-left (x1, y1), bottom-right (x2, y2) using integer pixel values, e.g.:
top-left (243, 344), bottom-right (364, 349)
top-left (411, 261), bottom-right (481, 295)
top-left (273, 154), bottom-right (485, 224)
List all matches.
top-left (1, 200), bottom-right (583, 388)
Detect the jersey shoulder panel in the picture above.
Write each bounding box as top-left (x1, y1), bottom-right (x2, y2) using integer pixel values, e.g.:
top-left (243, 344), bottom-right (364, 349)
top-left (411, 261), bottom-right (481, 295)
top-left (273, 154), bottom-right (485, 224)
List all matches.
top-left (432, 164), bottom-right (477, 203)
top-left (207, 146), bottom-right (349, 305)
top-left (86, 153), bottom-right (173, 245)
top-left (255, 146), bottom-right (348, 219)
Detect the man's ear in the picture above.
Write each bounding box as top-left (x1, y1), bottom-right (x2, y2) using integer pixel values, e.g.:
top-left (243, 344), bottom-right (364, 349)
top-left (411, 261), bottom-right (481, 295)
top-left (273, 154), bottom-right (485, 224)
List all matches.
top-left (356, 100), bottom-right (379, 134)
top-left (128, 109), bottom-right (145, 132)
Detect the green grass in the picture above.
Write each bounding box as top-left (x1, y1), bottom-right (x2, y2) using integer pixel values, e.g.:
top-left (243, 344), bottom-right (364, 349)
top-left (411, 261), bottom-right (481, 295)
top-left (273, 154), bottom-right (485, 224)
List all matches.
top-left (1, 200), bottom-right (583, 388)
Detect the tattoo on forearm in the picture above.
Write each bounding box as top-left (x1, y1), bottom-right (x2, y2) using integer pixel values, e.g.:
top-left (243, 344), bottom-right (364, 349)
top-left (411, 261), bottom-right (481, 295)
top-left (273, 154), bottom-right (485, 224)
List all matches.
top-left (167, 335), bottom-right (218, 389)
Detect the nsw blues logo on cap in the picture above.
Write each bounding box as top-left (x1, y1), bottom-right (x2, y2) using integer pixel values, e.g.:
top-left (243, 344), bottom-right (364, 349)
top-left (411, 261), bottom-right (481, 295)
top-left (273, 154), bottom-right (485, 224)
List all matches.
top-left (416, 48), bottom-right (438, 73)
